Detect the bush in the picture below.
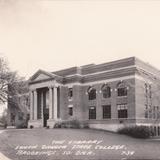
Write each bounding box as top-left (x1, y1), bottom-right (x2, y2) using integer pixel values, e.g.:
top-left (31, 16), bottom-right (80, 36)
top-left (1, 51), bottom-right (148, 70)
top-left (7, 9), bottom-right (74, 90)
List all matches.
top-left (30, 125), bottom-right (34, 129)
top-left (118, 125), bottom-right (152, 139)
top-left (54, 119), bottom-right (81, 129)
top-left (0, 115), bottom-right (7, 128)
top-left (16, 121), bottom-right (27, 129)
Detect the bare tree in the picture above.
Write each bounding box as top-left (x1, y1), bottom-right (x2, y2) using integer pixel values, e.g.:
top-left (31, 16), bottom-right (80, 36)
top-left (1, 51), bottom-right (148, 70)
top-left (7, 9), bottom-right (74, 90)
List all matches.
top-left (0, 56), bottom-right (28, 104)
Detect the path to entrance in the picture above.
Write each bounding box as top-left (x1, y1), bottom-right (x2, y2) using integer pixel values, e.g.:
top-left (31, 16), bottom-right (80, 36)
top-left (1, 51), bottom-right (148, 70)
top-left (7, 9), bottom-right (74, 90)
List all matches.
top-left (0, 128), bottom-right (160, 160)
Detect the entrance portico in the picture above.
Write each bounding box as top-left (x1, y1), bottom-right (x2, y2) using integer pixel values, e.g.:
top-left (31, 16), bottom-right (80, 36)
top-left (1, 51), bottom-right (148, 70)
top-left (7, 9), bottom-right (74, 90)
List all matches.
top-left (28, 70), bottom-right (61, 128)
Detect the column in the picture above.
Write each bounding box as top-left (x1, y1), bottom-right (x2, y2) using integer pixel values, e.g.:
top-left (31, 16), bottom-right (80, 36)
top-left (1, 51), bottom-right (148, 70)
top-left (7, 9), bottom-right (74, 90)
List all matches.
top-left (41, 92), bottom-right (44, 120)
top-left (33, 90), bottom-right (38, 120)
top-left (29, 91), bottom-right (33, 120)
top-left (49, 87), bottom-right (53, 119)
top-left (54, 87), bottom-right (58, 120)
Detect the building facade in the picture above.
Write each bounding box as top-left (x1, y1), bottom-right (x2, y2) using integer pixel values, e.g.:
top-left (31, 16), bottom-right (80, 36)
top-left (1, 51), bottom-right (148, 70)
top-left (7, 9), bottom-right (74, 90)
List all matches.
top-left (28, 57), bottom-right (160, 132)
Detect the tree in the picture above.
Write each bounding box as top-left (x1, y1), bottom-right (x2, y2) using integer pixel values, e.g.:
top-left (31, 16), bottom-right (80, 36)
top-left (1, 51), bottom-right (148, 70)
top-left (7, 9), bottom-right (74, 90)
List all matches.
top-left (0, 56), bottom-right (28, 104)
top-left (0, 56), bottom-right (9, 103)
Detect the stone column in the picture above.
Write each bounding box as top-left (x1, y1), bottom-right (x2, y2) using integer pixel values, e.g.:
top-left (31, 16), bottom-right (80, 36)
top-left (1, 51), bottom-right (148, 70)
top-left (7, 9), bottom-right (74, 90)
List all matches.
top-left (49, 87), bottom-right (53, 119)
top-left (41, 92), bottom-right (44, 120)
top-left (33, 90), bottom-right (38, 120)
top-left (29, 91), bottom-right (33, 120)
top-left (54, 87), bottom-right (58, 120)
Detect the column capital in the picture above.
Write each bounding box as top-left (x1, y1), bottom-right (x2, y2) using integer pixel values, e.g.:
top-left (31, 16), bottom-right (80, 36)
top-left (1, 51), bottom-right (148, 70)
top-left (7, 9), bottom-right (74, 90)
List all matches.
top-left (54, 84), bottom-right (59, 88)
top-left (31, 89), bottom-right (37, 92)
top-left (48, 86), bottom-right (54, 89)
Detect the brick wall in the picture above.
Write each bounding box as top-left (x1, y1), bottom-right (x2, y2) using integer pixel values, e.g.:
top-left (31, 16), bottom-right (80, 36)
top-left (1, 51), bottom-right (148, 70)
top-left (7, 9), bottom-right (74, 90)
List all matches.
top-left (62, 78), bottom-right (136, 122)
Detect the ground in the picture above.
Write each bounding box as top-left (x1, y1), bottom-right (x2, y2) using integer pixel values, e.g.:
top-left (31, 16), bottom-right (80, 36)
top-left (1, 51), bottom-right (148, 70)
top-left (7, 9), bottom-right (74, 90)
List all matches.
top-left (0, 128), bottom-right (160, 160)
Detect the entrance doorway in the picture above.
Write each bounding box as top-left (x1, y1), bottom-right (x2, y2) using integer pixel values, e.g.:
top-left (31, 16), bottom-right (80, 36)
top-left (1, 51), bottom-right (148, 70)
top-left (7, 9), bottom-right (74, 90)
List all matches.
top-left (37, 87), bottom-right (49, 127)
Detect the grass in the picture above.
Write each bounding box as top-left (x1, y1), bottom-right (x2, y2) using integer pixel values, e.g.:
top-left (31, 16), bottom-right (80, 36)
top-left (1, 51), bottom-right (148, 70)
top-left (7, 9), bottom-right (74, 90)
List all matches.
top-left (0, 128), bottom-right (160, 160)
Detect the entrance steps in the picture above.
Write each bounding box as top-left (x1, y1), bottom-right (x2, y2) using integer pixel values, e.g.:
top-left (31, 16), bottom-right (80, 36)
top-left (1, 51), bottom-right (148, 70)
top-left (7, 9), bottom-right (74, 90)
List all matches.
top-left (6, 126), bottom-right (16, 129)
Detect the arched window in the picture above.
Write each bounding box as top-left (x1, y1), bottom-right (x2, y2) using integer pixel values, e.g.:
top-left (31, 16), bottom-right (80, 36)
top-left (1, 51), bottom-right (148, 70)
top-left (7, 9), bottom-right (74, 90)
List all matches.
top-left (101, 84), bottom-right (111, 98)
top-left (88, 87), bottom-right (96, 100)
top-left (117, 81), bottom-right (127, 97)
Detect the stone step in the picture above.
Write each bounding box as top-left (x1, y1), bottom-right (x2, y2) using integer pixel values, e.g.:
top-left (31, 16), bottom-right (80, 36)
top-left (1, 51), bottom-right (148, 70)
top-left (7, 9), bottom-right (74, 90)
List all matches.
top-left (6, 126), bottom-right (16, 129)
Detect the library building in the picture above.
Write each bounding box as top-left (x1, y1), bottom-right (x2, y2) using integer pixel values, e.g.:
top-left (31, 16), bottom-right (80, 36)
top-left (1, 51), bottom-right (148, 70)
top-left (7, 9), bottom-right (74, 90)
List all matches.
top-left (28, 57), bottom-right (160, 134)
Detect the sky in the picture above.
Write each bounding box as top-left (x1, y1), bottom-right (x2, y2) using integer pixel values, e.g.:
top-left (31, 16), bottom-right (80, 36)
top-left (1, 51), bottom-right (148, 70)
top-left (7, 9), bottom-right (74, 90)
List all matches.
top-left (0, 0), bottom-right (160, 79)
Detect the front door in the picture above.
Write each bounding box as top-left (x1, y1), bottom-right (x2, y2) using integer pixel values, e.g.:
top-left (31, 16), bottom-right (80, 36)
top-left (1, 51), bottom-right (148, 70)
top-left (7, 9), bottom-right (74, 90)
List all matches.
top-left (43, 108), bottom-right (49, 127)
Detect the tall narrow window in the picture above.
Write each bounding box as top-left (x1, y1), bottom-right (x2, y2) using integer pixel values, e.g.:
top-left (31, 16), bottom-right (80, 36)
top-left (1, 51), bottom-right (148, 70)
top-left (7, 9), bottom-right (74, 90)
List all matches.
top-left (145, 104), bottom-right (149, 118)
top-left (117, 104), bottom-right (128, 118)
top-left (102, 105), bottom-right (111, 119)
top-left (89, 106), bottom-right (96, 119)
top-left (101, 84), bottom-right (111, 98)
top-left (88, 87), bottom-right (96, 100)
top-left (68, 106), bottom-right (73, 116)
top-left (117, 81), bottom-right (127, 97)
top-left (68, 88), bottom-right (73, 99)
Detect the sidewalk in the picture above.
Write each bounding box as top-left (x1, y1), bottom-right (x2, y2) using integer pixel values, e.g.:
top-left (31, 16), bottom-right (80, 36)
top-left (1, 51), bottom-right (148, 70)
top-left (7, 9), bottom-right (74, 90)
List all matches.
top-left (0, 152), bottom-right (11, 160)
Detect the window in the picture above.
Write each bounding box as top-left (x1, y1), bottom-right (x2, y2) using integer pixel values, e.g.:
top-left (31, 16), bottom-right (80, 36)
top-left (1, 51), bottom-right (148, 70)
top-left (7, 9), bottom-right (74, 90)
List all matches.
top-left (89, 106), bottom-right (96, 119)
top-left (117, 104), bottom-right (128, 118)
top-left (117, 82), bottom-right (127, 96)
top-left (102, 105), bottom-right (111, 119)
top-left (149, 84), bottom-right (152, 99)
top-left (145, 104), bottom-right (149, 118)
top-left (88, 87), bottom-right (96, 100)
top-left (68, 88), bottom-right (73, 99)
top-left (101, 84), bottom-right (111, 98)
top-left (68, 107), bottom-right (73, 116)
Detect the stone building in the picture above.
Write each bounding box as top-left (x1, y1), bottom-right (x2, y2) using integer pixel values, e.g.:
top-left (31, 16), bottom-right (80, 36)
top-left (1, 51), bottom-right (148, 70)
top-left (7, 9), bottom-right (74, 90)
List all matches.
top-left (28, 57), bottom-right (160, 132)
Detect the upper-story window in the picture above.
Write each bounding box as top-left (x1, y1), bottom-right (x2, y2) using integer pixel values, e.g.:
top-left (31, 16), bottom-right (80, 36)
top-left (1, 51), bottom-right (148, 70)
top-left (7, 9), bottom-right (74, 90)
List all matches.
top-left (101, 84), bottom-right (111, 98)
top-left (117, 81), bottom-right (127, 97)
top-left (68, 88), bottom-right (73, 100)
top-left (88, 86), bottom-right (96, 100)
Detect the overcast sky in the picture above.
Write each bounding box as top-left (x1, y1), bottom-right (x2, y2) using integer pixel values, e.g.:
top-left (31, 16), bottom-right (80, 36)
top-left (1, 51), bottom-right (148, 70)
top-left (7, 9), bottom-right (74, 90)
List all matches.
top-left (0, 0), bottom-right (160, 79)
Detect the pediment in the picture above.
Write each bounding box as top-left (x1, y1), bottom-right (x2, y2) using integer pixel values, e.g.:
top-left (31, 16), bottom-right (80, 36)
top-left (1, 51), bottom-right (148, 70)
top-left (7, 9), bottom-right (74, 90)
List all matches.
top-left (34, 73), bottom-right (51, 81)
top-left (29, 69), bottom-right (55, 82)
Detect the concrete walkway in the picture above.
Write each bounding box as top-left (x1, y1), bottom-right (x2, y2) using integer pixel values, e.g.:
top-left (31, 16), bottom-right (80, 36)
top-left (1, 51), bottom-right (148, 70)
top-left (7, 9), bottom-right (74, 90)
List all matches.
top-left (0, 152), bottom-right (11, 160)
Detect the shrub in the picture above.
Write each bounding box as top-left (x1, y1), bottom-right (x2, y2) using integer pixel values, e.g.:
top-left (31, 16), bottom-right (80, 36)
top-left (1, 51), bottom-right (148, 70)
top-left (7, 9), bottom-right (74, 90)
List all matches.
top-left (30, 125), bottom-right (34, 129)
top-left (54, 119), bottom-right (81, 129)
top-left (16, 121), bottom-right (27, 129)
top-left (80, 122), bottom-right (89, 129)
top-left (118, 125), bottom-right (152, 139)
top-left (0, 114), bottom-right (7, 128)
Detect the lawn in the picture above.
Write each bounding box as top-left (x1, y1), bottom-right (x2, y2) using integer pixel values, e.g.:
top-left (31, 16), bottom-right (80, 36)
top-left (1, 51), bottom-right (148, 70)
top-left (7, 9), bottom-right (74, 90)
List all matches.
top-left (0, 128), bottom-right (160, 160)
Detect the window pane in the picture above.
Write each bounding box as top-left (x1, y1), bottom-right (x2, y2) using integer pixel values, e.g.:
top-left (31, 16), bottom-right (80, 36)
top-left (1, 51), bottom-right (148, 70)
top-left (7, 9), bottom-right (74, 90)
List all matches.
top-left (118, 88), bottom-right (127, 96)
top-left (68, 107), bottom-right (73, 116)
top-left (102, 85), bottom-right (111, 98)
top-left (103, 105), bottom-right (111, 119)
top-left (88, 88), bottom-right (96, 100)
top-left (68, 88), bottom-right (73, 99)
top-left (118, 109), bottom-right (128, 118)
top-left (89, 107), bottom-right (96, 119)
top-left (117, 104), bottom-right (128, 118)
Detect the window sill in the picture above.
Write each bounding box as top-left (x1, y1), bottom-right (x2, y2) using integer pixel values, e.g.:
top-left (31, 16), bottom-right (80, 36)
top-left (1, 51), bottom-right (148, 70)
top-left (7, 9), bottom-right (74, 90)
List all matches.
top-left (68, 98), bottom-right (73, 101)
top-left (117, 96), bottom-right (127, 98)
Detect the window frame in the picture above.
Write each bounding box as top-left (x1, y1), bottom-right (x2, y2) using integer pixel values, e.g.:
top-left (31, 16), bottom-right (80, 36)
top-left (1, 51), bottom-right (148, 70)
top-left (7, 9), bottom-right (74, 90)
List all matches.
top-left (68, 88), bottom-right (73, 100)
top-left (89, 106), bottom-right (96, 119)
top-left (102, 105), bottom-right (111, 119)
top-left (117, 82), bottom-right (127, 97)
top-left (101, 84), bottom-right (111, 98)
top-left (88, 87), bottom-right (96, 100)
top-left (117, 104), bottom-right (128, 118)
top-left (68, 107), bottom-right (73, 116)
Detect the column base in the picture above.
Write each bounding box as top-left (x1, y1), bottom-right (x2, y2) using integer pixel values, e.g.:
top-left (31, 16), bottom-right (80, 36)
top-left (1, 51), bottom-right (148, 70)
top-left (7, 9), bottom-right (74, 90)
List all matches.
top-left (28, 119), bottom-right (43, 128)
top-left (47, 119), bottom-right (57, 128)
